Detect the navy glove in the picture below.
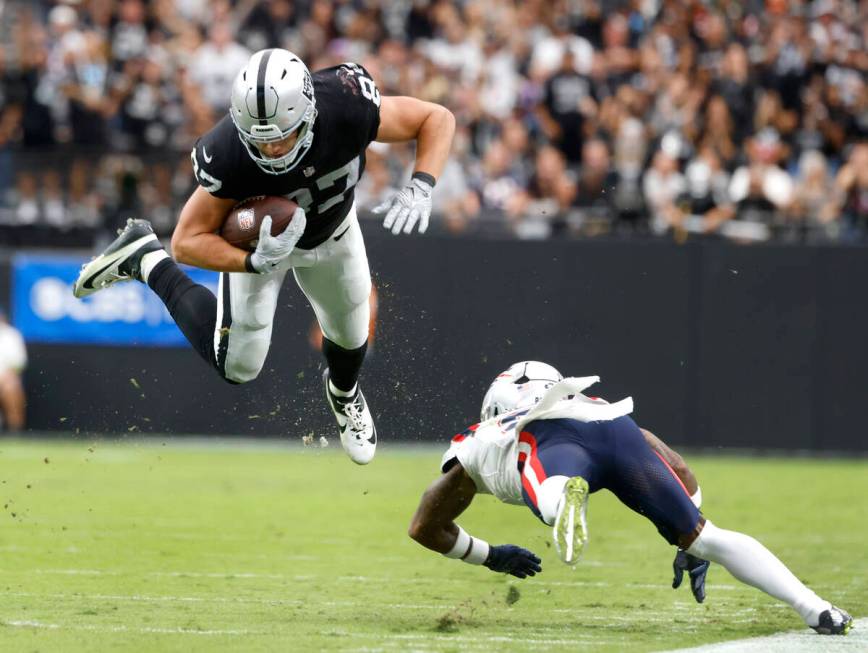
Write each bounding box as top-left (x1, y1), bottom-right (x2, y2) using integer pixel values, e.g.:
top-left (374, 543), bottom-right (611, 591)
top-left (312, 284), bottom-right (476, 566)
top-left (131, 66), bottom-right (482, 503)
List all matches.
top-left (672, 549), bottom-right (710, 603)
top-left (483, 544), bottom-right (542, 579)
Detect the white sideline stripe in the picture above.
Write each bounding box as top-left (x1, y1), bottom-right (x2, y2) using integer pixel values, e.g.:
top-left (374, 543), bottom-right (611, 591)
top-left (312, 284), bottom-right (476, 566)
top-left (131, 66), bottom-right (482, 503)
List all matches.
top-left (2, 620), bottom-right (257, 636)
top-left (661, 619), bottom-right (864, 653)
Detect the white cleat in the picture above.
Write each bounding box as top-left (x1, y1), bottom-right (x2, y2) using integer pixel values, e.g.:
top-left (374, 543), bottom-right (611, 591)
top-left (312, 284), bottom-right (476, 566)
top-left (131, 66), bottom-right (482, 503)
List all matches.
top-left (323, 370), bottom-right (377, 465)
top-left (553, 476), bottom-right (590, 564)
top-left (73, 219), bottom-right (162, 298)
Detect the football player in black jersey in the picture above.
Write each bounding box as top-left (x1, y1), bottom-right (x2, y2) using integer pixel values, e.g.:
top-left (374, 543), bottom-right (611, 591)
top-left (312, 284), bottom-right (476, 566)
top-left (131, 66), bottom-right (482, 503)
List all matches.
top-left (73, 48), bottom-right (456, 465)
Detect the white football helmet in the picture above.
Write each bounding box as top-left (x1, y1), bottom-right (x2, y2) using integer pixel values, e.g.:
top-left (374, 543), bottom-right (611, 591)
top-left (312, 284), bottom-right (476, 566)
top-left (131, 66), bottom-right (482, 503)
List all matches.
top-left (230, 48), bottom-right (317, 175)
top-left (480, 361), bottom-right (563, 421)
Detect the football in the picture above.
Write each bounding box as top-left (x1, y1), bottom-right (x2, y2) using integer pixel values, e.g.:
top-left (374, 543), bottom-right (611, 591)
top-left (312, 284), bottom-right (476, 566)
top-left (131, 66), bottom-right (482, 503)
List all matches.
top-left (220, 195), bottom-right (299, 251)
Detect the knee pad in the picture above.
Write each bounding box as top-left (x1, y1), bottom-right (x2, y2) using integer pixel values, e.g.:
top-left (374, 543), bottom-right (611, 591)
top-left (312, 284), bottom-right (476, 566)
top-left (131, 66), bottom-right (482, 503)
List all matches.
top-left (236, 295), bottom-right (275, 330)
top-left (221, 328), bottom-right (270, 384)
top-left (340, 272), bottom-right (372, 308)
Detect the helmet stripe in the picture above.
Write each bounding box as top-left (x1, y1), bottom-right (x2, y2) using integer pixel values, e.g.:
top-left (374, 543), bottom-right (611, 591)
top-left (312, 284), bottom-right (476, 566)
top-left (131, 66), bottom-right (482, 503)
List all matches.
top-left (256, 49), bottom-right (274, 125)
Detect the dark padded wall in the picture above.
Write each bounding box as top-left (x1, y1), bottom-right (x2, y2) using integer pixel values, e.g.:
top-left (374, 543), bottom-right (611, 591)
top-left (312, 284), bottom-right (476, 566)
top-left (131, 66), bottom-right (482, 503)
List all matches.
top-left (11, 232), bottom-right (868, 451)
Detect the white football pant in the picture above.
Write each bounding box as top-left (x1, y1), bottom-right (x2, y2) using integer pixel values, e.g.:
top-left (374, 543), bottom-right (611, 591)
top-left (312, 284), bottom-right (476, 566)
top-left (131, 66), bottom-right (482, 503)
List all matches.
top-left (215, 204), bottom-right (371, 383)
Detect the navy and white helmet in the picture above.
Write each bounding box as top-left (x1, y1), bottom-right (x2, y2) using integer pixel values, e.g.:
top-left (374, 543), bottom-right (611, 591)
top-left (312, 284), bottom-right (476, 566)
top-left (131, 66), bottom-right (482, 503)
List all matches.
top-left (480, 361), bottom-right (563, 422)
top-left (230, 48), bottom-right (317, 175)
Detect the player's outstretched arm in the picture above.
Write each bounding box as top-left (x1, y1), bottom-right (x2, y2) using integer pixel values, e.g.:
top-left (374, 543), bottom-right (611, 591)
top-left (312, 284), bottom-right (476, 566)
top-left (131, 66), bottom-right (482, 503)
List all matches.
top-left (372, 96), bottom-right (455, 235)
top-left (408, 464), bottom-right (542, 579)
top-left (408, 464), bottom-right (478, 554)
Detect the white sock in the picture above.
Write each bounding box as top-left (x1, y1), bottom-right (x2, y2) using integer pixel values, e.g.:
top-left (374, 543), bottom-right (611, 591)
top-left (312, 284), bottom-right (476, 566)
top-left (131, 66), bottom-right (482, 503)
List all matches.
top-left (328, 379), bottom-right (357, 398)
top-left (690, 486), bottom-right (702, 508)
top-left (140, 249), bottom-right (170, 283)
top-left (687, 520), bottom-right (830, 626)
top-left (535, 475), bottom-right (570, 526)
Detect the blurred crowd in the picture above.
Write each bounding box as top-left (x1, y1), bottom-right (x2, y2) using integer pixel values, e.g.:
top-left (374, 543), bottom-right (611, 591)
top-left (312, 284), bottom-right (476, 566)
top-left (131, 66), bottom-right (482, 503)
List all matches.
top-left (0, 0), bottom-right (865, 247)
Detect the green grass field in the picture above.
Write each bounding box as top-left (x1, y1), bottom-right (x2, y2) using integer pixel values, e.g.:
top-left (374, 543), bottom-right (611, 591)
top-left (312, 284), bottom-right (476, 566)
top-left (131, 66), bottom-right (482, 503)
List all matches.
top-left (0, 438), bottom-right (865, 652)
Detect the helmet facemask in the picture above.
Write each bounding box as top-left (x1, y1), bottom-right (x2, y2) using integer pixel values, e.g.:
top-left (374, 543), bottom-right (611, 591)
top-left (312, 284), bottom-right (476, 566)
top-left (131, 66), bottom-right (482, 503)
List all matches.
top-left (229, 49), bottom-right (317, 175)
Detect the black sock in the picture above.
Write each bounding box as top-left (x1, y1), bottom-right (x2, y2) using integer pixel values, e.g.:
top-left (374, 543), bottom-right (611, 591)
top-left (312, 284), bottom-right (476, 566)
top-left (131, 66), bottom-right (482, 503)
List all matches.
top-left (323, 337), bottom-right (367, 392)
top-left (147, 258), bottom-right (219, 370)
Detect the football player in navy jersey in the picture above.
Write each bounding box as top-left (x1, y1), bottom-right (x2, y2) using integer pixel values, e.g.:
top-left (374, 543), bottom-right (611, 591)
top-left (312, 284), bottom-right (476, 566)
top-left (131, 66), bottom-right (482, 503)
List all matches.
top-left (407, 362), bottom-right (853, 636)
top-left (73, 49), bottom-right (455, 465)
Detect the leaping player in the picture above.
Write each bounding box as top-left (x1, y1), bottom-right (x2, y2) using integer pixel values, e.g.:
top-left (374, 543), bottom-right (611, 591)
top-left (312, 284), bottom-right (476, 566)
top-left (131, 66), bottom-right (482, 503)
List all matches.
top-left (72, 48), bottom-right (455, 465)
top-left (408, 361), bottom-right (853, 636)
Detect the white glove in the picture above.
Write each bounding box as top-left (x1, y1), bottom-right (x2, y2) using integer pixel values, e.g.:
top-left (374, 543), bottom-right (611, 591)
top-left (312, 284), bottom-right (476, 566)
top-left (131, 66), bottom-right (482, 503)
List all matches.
top-left (248, 208), bottom-right (307, 273)
top-left (373, 176), bottom-right (434, 235)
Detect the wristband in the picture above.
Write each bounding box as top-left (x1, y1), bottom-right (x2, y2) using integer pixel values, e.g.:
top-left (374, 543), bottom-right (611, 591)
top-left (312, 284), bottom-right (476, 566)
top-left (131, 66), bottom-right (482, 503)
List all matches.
top-left (244, 252), bottom-right (258, 274)
top-left (412, 171), bottom-right (436, 187)
top-left (443, 526), bottom-right (490, 565)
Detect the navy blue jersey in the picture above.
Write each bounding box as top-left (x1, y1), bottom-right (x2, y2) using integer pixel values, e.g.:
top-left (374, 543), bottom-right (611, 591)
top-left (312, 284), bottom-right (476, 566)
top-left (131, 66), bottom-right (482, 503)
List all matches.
top-left (191, 63), bottom-right (381, 249)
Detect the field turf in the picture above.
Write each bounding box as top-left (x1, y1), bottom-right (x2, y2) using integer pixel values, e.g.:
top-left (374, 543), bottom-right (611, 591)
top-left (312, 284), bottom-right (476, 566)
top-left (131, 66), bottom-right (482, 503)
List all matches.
top-left (0, 438), bottom-right (865, 652)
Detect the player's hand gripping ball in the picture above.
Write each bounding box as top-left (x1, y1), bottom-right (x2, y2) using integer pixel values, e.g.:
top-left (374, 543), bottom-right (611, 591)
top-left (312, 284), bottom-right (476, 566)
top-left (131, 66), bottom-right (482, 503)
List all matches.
top-left (220, 195), bottom-right (301, 251)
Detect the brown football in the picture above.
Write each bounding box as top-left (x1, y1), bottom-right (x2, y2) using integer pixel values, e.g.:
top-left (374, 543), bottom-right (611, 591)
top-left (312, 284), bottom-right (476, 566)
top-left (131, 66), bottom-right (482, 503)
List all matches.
top-left (220, 195), bottom-right (299, 251)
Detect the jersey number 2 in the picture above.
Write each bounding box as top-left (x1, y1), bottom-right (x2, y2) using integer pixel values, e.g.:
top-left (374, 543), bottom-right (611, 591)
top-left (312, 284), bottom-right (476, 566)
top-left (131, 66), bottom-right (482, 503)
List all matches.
top-left (286, 157), bottom-right (360, 214)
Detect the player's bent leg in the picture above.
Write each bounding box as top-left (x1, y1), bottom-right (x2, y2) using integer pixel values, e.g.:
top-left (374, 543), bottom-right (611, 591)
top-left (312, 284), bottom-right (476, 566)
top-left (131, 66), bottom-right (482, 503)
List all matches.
top-left (516, 424), bottom-right (596, 563)
top-left (294, 209), bottom-right (376, 463)
top-left (217, 269), bottom-right (286, 384)
top-left (606, 417), bottom-right (702, 547)
top-left (686, 520), bottom-right (853, 634)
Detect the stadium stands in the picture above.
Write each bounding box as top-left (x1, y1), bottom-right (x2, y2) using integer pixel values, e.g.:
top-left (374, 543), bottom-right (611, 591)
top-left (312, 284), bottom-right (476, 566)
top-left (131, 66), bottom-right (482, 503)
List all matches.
top-left (0, 0), bottom-right (865, 245)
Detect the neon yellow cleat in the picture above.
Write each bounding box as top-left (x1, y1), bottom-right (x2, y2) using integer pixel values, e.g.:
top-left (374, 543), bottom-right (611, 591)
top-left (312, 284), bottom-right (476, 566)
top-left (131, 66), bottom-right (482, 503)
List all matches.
top-left (553, 476), bottom-right (590, 564)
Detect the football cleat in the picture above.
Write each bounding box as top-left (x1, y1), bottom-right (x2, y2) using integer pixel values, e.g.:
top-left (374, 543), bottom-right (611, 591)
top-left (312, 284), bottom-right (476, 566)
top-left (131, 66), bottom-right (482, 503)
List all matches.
top-left (323, 370), bottom-right (376, 465)
top-left (812, 606), bottom-right (853, 635)
top-left (553, 476), bottom-right (590, 564)
top-left (73, 219), bottom-right (163, 298)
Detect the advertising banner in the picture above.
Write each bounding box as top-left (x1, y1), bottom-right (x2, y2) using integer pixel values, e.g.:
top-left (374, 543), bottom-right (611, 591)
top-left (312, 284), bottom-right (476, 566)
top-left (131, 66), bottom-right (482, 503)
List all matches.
top-left (11, 254), bottom-right (219, 346)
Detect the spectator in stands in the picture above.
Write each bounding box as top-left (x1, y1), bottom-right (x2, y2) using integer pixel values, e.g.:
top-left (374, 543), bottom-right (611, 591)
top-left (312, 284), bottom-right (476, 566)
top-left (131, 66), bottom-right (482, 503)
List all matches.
top-left (643, 148), bottom-right (686, 237)
top-left (699, 95), bottom-right (738, 170)
top-left (728, 129), bottom-right (794, 242)
top-left (0, 307), bottom-right (27, 433)
top-left (786, 150), bottom-right (838, 242)
top-left (188, 20), bottom-right (251, 117)
top-left (0, 0), bottom-right (864, 245)
top-left (66, 159), bottom-right (102, 230)
top-left (538, 49), bottom-right (597, 165)
top-left (12, 171), bottom-right (40, 227)
top-left (683, 145), bottom-right (734, 237)
top-left (513, 144), bottom-right (576, 239)
top-left (478, 138), bottom-right (526, 222)
top-left (829, 142), bottom-right (868, 242)
top-left (111, 0), bottom-right (149, 68)
top-left (239, 0), bottom-right (297, 53)
top-left (60, 30), bottom-right (112, 147)
top-left (713, 43), bottom-right (753, 145)
top-left (572, 138), bottom-right (620, 236)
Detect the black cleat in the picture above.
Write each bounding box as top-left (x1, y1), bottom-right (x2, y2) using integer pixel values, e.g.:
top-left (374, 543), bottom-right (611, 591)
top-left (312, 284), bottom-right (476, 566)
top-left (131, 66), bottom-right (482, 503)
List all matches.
top-left (73, 219), bottom-right (163, 298)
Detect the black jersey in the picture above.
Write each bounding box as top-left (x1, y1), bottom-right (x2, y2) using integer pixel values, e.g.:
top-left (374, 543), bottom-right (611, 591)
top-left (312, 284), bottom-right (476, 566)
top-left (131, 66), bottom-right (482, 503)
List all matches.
top-left (191, 62), bottom-right (381, 249)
